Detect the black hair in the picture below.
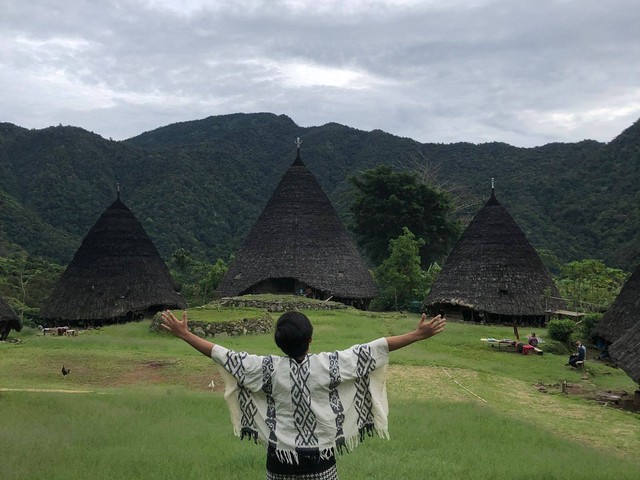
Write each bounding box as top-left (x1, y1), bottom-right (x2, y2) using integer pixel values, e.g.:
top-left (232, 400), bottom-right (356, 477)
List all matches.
top-left (274, 311), bottom-right (313, 359)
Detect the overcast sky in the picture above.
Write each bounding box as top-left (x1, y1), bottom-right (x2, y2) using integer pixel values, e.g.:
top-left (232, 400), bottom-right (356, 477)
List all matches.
top-left (1, 0), bottom-right (639, 147)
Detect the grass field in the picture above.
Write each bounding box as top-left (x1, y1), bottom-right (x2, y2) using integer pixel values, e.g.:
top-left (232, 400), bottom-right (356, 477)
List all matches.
top-left (1, 307), bottom-right (639, 479)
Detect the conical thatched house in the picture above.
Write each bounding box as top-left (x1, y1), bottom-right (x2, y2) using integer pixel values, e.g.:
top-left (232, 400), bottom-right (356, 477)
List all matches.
top-left (39, 194), bottom-right (186, 326)
top-left (218, 145), bottom-right (378, 307)
top-left (593, 264), bottom-right (640, 383)
top-left (0, 294), bottom-right (21, 340)
top-left (592, 265), bottom-right (640, 345)
top-left (424, 188), bottom-right (564, 324)
top-left (609, 322), bottom-right (640, 384)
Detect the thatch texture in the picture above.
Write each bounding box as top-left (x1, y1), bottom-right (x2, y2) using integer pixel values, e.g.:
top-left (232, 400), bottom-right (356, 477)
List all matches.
top-left (39, 195), bottom-right (186, 324)
top-left (424, 190), bottom-right (564, 319)
top-left (592, 265), bottom-right (640, 344)
top-left (609, 321), bottom-right (640, 384)
top-left (218, 150), bottom-right (377, 303)
top-left (0, 294), bottom-right (21, 340)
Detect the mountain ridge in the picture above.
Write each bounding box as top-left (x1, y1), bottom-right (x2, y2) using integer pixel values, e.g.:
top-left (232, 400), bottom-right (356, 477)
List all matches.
top-left (0, 113), bottom-right (638, 270)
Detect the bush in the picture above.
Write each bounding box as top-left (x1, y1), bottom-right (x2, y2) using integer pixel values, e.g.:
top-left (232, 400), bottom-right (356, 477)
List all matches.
top-left (540, 339), bottom-right (571, 355)
top-left (580, 313), bottom-right (603, 340)
top-left (18, 326), bottom-right (37, 337)
top-left (547, 319), bottom-right (575, 343)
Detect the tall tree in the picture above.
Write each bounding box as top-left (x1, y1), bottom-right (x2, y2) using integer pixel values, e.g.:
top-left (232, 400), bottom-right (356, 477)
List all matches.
top-left (349, 165), bottom-right (460, 267)
top-left (555, 259), bottom-right (629, 312)
top-left (372, 227), bottom-right (428, 311)
top-left (0, 253), bottom-right (64, 323)
top-left (199, 258), bottom-right (229, 304)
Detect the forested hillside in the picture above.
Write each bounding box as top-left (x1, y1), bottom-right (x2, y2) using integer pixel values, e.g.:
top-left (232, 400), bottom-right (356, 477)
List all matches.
top-left (0, 114), bottom-right (638, 271)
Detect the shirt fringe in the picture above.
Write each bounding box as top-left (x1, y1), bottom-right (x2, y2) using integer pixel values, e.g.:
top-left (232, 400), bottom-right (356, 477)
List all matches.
top-left (235, 426), bottom-right (389, 465)
top-left (276, 448), bottom-right (298, 465)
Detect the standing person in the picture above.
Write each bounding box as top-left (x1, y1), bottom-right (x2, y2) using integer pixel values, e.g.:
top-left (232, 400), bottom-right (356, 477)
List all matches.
top-left (567, 340), bottom-right (586, 368)
top-left (161, 310), bottom-right (445, 480)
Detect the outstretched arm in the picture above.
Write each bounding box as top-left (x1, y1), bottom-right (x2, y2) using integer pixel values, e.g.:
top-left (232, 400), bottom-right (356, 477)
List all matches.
top-left (161, 310), bottom-right (215, 357)
top-left (386, 313), bottom-right (446, 352)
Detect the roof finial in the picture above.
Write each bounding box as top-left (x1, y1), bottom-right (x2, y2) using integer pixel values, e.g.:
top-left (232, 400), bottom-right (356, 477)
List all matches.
top-left (486, 177), bottom-right (500, 205)
top-left (116, 181), bottom-right (121, 200)
top-left (292, 137), bottom-right (305, 166)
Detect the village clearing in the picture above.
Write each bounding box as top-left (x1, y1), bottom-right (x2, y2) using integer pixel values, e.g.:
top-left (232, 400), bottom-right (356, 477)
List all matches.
top-left (1, 307), bottom-right (639, 479)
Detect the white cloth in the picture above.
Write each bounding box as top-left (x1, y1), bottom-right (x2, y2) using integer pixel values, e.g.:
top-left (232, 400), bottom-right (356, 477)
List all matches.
top-left (211, 338), bottom-right (390, 464)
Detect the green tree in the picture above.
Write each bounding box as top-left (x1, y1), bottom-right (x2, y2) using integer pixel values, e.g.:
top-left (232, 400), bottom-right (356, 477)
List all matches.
top-left (169, 254), bottom-right (232, 307)
top-left (349, 165), bottom-right (460, 267)
top-left (424, 261), bottom-right (442, 294)
top-left (371, 227), bottom-right (428, 311)
top-left (171, 248), bottom-right (192, 272)
top-left (199, 258), bottom-right (228, 304)
top-left (555, 259), bottom-right (629, 312)
top-left (0, 254), bottom-right (64, 324)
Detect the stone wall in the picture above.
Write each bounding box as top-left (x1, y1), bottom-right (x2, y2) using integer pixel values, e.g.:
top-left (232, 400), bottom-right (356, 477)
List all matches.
top-left (220, 297), bottom-right (347, 312)
top-left (150, 312), bottom-right (273, 338)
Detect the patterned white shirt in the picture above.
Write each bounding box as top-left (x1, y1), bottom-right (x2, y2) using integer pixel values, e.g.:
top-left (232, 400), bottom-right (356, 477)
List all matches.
top-left (211, 338), bottom-right (389, 464)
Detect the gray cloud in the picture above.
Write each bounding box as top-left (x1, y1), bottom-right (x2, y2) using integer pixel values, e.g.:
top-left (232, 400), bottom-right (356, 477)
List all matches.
top-left (1, 0), bottom-right (639, 147)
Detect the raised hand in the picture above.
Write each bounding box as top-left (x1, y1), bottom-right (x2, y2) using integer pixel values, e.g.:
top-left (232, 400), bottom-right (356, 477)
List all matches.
top-left (415, 313), bottom-right (446, 341)
top-left (386, 313), bottom-right (446, 351)
top-left (161, 310), bottom-right (216, 357)
top-left (161, 310), bottom-right (190, 339)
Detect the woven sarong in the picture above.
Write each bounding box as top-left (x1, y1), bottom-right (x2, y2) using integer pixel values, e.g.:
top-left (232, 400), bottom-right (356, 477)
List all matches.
top-left (266, 464), bottom-right (338, 480)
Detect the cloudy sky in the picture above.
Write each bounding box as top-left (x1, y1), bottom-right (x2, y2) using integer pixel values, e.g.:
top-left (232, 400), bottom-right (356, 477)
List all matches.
top-left (2, 0), bottom-right (639, 147)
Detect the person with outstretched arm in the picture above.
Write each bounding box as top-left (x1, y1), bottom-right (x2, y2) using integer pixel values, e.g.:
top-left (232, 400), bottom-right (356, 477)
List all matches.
top-left (161, 310), bottom-right (445, 480)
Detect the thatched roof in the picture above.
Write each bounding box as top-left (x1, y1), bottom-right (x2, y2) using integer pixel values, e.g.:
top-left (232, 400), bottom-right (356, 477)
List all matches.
top-left (424, 189), bottom-right (564, 316)
top-left (592, 265), bottom-right (640, 344)
top-left (39, 195), bottom-right (186, 323)
top-left (218, 149), bottom-right (378, 300)
top-left (0, 294), bottom-right (21, 339)
top-left (609, 321), bottom-right (640, 384)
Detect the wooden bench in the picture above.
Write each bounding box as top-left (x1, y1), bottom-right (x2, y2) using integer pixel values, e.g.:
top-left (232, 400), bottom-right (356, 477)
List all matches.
top-left (575, 360), bottom-right (584, 370)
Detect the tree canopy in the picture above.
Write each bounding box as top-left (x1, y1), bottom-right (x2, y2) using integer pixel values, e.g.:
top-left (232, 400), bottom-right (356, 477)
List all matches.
top-left (372, 227), bottom-right (427, 311)
top-left (0, 253), bottom-right (64, 324)
top-left (555, 259), bottom-right (629, 312)
top-left (349, 164), bottom-right (461, 267)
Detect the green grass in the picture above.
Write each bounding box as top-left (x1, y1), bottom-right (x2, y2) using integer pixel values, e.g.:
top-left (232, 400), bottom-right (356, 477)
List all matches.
top-left (2, 307), bottom-right (639, 479)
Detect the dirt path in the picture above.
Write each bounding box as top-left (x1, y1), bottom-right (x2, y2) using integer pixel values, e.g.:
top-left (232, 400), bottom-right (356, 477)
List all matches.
top-left (0, 387), bottom-right (96, 394)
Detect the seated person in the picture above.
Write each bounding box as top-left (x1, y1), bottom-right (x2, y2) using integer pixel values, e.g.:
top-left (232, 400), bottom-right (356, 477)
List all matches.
top-left (567, 340), bottom-right (586, 367)
top-left (527, 332), bottom-right (540, 347)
